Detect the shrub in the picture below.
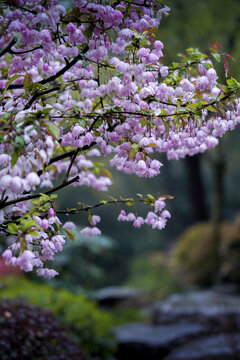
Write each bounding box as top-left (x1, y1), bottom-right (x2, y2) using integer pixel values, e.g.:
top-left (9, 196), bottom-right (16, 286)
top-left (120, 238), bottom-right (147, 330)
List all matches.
top-left (0, 277), bottom-right (116, 359)
top-left (125, 252), bottom-right (182, 299)
top-left (171, 223), bottom-right (219, 287)
top-left (0, 298), bottom-right (85, 360)
top-left (171, 217), bottom-right (240, 287)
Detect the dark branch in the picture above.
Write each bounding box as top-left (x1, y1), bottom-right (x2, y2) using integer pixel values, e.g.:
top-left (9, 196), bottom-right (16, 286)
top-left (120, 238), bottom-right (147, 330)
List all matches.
top-left (37, 142), bottom-right (96, 177)
top-left (0, 37), bottom-right (18, 58)
top-left (9, 46), bottom-right (42, 55)
top-left (24, 86), bottom-right (60, 110)
top-left (63, 148), bottom-right (80, 183)
top-left (0, 175), bottom-right (79, 210)
top-left (8, 46), bottom-right (89, 90)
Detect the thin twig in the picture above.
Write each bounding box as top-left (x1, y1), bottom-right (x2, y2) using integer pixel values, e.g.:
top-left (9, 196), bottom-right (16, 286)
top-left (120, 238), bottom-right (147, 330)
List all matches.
top-left (37, 142), bottom-right (96, 177)
top-left (24, 86), bottom-right (60, 110)
top-left (63, 148), bottom-right (80, 183)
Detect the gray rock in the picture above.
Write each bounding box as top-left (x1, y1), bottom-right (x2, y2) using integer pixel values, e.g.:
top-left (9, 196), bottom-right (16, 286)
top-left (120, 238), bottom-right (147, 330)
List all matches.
top-left (114, 322), bottom-right (205, 360)
top-left (165, 334), bottom-right (240, 360)
top-left (151, 290), bottom-right (240, 331)
top-left (92, 286), bottom-right (145, 307)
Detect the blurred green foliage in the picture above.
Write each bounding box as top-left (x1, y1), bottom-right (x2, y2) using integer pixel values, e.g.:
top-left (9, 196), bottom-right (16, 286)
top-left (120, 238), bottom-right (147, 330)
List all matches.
top-left (160, 0), bottom-right (240, 78)
top-left (171, 223), bottom-right (219, 287)
top-left (125, 252), bottom-right (183, 300)
top-left (29, 227), bottom-right (115, 292)
top-left (0, 276), bottom-right (116, 359)
top-left (171, 216), bottom-right (240, 287)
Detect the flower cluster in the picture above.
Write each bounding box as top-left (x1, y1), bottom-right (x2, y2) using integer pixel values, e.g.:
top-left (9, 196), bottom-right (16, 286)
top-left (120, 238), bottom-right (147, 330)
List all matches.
top-left (118, 198), bottom-right (170, 230)
top-left (0, 0), bottom-right (239, 277)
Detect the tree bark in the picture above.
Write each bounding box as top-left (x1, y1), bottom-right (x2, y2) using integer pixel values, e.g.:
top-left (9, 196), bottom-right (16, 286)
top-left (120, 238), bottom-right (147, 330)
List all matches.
top-left (185, 154), bottom-right (208, 222)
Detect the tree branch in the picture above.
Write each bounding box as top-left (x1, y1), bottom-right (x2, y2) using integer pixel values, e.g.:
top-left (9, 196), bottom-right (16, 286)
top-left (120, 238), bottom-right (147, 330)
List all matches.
top-left (9, 46), bottom-right (42, 55)
top-left (8, 46), bottom-right (89, 90)
top-left (63, 147), bottom-right (80, 183)
top-left (24, 86), bottom-right (60, 110)
top-left (37, 142), bottom-right (96, 177)
top-left (0, 175), bottom-right (79, 210)
top-left (0, 37), bottom-right (18, 58)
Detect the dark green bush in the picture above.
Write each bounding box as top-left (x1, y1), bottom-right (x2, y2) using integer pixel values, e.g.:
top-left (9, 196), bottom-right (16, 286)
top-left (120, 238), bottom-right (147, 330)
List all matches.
top-left (0, 298), bottom-right (85, 360)
top-left (171, 223), bottom-right (219, 287)
top-left (0, 276), bottom-right (116, 359)
top-left (171, 218), bottom-right (240, 287)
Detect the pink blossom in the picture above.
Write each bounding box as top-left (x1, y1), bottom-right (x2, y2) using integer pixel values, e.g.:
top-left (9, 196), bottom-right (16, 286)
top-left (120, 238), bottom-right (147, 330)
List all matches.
top-left (160, 66), bottom-right (169, 77)
top-left (26, 172), bottom-right (40, 186)
top-left (63, 221), bottom-right (76, 230)
top-left (36, 268), bottom-right (59, 279)
top-left (41, 219), bottom-right (49, 230)
top-left (48, 208), bottom-right (55, 217)
top-left (90, 215), bottom-right (101, 226)
top-left (126, 212), bottom-right (136, 221)
top-left (118, 210), bottom-right (127, 221)
top-left (133, 216), bottom-right (145, 228)
top-left (11, 176), bottom-right (23, 194)
top-left (81, 226), bottom-right (101, 236)
top-left (154, 199), bottom-right (166, 212)
top-left (16, 250), bottom-right (35, 272)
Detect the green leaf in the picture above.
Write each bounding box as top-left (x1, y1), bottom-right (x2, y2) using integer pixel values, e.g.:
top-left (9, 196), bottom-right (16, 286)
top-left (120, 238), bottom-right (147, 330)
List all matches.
top-left (47, 123), bottom-right (60, 140)
top-left (172, 62), bottom-right (179, 68)
top-left (63, 228), bottom-right (75, 243)
top-left (92, 119), bottom-right (103, 129)
top-left (226, 77), bottom-right (239, 90)
top-left (207, 106), bottom-right (217, 112)
top-left (126, 198), bottom-right (134, 206)
top-left (28, 231), bottom-right (39, 236)
top-left (3, 74), bottom-right (23, 96)
top-left (88, 212), bottom-right (92, 223)
top-left (11, 148), bottom-right (20, 167)
top-left (79, 119), bottom-right (85, 127)
top-left (8, 223), bottom-right (18, 235)
top-left (213, 53), bottom-right (221, 62)
top-left (140, 118), bottom-right (147, 127)
top-left (83, 24), bottom-right (95, 40)
top-left (178, 68), bottom-right (187, 77)
top-left (160, 109), bottom-right (167, 116)
top-left (128, 149), bottom-right (136, 160)
top-left (72, 104), bottom-right (81, 113)
top-left (23, 73), bottom-right (33, 91)
top-left (203, 62), bottom-right (212, 70)
top-left (50, 194), bottom-right (58, 199)
top-left (20, 219), bottom-right (36, 232)
top-left (101, 168), bottom-right (112, 178)
top-left (147, 194), bottom-right (155, 202)
top-left (14, 135), bottom-right (25, 148)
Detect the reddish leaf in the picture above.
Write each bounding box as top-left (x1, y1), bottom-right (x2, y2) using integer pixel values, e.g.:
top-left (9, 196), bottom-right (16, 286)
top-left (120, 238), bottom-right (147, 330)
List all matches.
top-left (211, 41), bottom-right (222, 52)
top-left (223, 57), bottom-right (229, 77)
top-left (221, 52), bottom-right (235, 61)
